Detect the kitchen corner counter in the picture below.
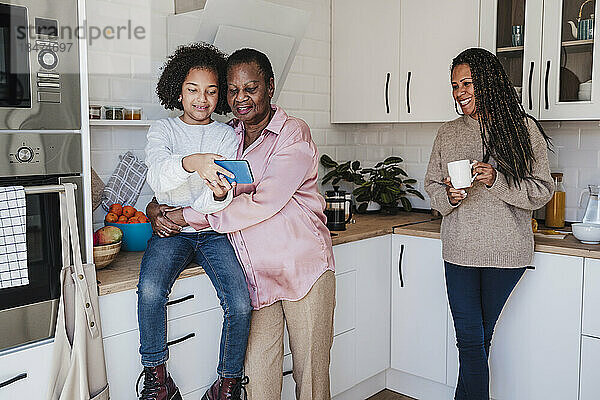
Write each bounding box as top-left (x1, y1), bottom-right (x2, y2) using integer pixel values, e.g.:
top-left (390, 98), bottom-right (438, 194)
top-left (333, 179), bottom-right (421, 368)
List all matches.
top-left (96, 212), bottom-right (437, 296)
top-left (394, 219), bottom-right (600, 259)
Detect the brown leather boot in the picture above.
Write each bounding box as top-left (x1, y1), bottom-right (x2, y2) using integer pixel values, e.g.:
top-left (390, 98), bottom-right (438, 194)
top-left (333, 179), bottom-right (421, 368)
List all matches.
top-left (201, 376), bottom-right (249, 400)
top-left (136, 364), bottom-right (182, 400)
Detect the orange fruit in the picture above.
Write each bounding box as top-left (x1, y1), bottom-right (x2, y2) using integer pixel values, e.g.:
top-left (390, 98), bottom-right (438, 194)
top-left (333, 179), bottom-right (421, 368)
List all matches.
top-left (127, 217), bottom-right (139, 224)
top-left (105, 212), bottom-right (118, 223)
top-left (109, 203), bottom-right (123, 216)
top-left (117, 215), bottom-right (128, 223)
top-left (122, 206), bottom-right (136, 218)
top-left (134, 211), bottom-right (146, 219)
top-left (137, 215), bottom-right (149, 223)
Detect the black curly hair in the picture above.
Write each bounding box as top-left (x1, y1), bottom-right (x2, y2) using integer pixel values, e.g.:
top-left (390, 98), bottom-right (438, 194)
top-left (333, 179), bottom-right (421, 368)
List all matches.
top-left (227, 48), bottom-right (274, 86)
top-left (451, 47), bottom-right (551, 186)
top-left (156, 42), bottom-right (230, 114)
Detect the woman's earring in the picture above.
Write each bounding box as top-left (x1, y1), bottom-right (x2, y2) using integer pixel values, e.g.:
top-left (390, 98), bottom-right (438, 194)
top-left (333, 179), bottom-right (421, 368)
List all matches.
top-left (178, 96), bottom-right (182, 103)
top-left (454, 100), bottom-right (464, 115)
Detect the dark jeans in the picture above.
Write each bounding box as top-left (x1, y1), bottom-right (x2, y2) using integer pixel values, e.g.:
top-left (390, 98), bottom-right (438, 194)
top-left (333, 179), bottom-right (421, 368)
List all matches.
top-left (445, 261), bottom-right (526, 400)
top-left (137, 231), bottom-right (252, 378)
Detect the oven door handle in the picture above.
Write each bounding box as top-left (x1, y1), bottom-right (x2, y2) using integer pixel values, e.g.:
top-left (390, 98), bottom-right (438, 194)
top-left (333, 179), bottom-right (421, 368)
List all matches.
top-left (24, 184), bottom-right (77, 195)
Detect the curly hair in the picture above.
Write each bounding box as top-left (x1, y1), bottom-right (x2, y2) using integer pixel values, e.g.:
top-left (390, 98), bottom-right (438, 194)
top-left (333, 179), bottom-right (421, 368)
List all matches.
top-left (156, 42), bottom-right (230, 114)
top-left (451, 47), bottom-right (552, 186)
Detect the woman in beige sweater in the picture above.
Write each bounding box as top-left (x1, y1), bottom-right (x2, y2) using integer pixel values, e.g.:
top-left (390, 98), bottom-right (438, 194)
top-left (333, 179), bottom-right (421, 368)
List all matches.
top-left (424, 48), bottom-right (553, 400)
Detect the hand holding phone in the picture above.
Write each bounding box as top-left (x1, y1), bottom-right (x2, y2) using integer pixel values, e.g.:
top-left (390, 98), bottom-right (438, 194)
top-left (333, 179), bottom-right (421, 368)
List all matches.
top-left (214, 160), bottom-right (254, 184)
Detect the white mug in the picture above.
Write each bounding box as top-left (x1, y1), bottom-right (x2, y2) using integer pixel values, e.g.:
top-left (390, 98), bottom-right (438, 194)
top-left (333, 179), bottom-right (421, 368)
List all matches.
top-left (448, 159), bottom-right (477, 189)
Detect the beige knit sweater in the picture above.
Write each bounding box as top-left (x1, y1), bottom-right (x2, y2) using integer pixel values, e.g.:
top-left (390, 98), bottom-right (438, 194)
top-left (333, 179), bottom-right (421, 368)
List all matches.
top-left (424, 115), bottom-right (553, 268)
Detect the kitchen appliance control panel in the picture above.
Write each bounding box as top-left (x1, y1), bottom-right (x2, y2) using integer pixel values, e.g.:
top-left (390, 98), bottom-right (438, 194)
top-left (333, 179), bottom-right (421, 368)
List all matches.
top-left (9, 141), bottom-right (41, 164)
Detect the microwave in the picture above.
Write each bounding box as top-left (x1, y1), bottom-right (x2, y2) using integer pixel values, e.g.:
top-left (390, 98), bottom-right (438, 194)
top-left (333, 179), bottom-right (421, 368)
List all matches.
top-left (0, 1), bottom-right (80, 130)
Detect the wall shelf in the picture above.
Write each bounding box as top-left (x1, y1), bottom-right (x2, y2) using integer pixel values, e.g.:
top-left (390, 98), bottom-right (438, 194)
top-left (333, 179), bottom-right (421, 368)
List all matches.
top-left (90, 120), bottom-right (154, 127)
top-left (497, 45), bottom-right (524, 53)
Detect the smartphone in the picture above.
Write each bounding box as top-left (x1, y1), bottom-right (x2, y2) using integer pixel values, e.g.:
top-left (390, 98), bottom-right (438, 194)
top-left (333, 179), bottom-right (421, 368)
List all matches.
top-left (214, 160), bottom-right (254, 184)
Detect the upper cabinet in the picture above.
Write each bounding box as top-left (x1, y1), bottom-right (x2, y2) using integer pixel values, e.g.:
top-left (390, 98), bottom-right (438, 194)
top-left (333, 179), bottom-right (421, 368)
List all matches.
top-left (331, 0), bottom-right (401, 123)
top-left (331, 0), bottom-right (480, 123)
top-left (481, 0), bottom-right (600, 120)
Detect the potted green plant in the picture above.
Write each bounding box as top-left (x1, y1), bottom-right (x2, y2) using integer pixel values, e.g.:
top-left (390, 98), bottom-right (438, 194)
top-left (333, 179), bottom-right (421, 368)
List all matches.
top-left (353, 156), bottom-right (424, 214)
top-left (320, 154), bottom-right (425, 214)
top-left (320, 154), bottom-right (365, 187)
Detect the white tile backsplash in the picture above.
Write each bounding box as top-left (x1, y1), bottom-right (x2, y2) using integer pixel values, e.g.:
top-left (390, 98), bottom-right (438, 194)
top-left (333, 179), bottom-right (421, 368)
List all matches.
top-left (88, 0), bottom-right (600, 226)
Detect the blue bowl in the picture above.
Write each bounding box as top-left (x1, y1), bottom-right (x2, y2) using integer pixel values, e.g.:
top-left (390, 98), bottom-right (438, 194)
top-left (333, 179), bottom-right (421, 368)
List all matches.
top-left (105, 222), bottom-right (153, 251)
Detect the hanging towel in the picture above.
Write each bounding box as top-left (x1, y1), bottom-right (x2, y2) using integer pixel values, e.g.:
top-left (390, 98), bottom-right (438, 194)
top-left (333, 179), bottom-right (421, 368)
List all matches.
top-left (0, 186), bottom-right (28, 289)
top-left (100, 151), bottom-right (148, 211)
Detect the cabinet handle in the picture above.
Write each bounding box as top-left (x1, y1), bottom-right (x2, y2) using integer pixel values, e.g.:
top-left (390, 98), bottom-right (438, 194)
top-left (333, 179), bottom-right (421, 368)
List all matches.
top-left (166, 294), bottom-right (194, 306)
top-left (0, 373), bottom-right (27, 389)
top-left (544, 60), bottom-right (550, 110)
top-left (385, 72), bottom-right (391, 114)
top-left (528, 61), bottom-right (534, 110)
top-left (526, 265), bottom-right (536, 270)
top-left (283, 370), bottom-right (293, 376)
top-left (406, 72), bottom-right (412, 114)
top-left (398, 244), bottom-right (405, 287)
top-left (167, 332), bottom-right (195, 347)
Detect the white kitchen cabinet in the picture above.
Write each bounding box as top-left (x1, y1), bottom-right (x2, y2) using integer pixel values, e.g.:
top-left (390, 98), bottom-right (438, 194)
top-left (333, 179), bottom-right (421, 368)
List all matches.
top-left (398, 0), bottom-right (480, 122)
top-left (330, 330), bottom-right (357, 397)
top-left (0, 341), bottom-right (53, 399)
top-left (579, 335), bottom-right (600, 400)
top-left (481, 0), bottom-right (600, 120)
top-left (446, 252), bottom-right (582, 400)
top-left (390, 234), bottom-right (447, 385)
top-left (331, 0), bottom-right (479, 123)
top-left (331, 0), bottom-right (401, 123)
top-left (582, 258), bottom-right (600, 338)
top-left (480, 0), bottom-right (545, 116)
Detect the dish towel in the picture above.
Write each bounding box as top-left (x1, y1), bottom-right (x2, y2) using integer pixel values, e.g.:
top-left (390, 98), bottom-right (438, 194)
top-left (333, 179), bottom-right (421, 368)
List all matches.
top-left (0, 186), bottom-right (28, 289)
top-left (100, 151), bottom-right (148, 211)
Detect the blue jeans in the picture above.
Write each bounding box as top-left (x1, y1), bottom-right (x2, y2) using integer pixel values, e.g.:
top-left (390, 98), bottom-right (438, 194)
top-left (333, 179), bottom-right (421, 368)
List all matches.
top-left (445, 262), bottom-right (526, 400)
top-left (137, 231), bottom-right (252, 378)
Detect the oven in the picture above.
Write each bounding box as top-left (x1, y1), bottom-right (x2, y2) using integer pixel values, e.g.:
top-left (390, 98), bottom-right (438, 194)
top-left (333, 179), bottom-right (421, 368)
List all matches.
top-left (0, 132), bottom-right (83, 352)
top-left (0, 0), bottom-right (80, 130)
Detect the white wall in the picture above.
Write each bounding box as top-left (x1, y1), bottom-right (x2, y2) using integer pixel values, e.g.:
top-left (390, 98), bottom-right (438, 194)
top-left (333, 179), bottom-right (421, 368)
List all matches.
top-left (88, 0), bottom-right (598, 227)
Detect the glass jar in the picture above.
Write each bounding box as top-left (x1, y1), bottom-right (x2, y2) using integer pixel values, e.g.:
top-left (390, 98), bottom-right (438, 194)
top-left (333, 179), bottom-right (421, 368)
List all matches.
top-left (103, 106), bottom-right (124, 120)
top-left (545, 172), bottom-right (566, 228)
top-left (124, 106), bottom-right (142, 120)
top-left (89, 105), bottom-right (102, 119)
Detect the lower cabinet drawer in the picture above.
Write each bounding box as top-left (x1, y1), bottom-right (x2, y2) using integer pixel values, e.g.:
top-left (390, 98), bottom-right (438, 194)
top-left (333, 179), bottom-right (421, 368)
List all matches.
top-left (100, 274), bottom-right (220, 338)
top-left (580, 335), bottom-right (600, 400)
top-left (104, 308), bottom-right (224, 400)
top-left (0, 341), bottom-right (53, 399)
top-left (167, 308), bottom-right (223, 396)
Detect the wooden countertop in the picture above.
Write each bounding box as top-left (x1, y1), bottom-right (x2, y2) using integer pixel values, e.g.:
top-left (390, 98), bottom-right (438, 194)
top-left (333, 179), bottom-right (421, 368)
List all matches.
top-left (96, 212), bottom-right (437, 296)
top-left (97, 212), bottom-right (600, 296)
top-left (394, 219), bottom-right (600, 259)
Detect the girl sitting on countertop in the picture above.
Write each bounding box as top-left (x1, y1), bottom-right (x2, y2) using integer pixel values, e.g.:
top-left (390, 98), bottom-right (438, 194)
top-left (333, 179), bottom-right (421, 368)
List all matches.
top-left (136, 42), bottom-right (251, 400)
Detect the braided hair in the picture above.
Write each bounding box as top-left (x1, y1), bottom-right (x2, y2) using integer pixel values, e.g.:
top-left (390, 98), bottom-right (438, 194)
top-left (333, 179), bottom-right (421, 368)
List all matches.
top-left (451, 48), bottom-right (551, 186)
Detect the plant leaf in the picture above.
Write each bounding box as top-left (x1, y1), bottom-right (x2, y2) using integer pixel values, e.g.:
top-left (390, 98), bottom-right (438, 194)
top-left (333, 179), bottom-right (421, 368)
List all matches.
top-left (404, 179), bottom-right (417, 184)
top-left (400, 197), bottom-right (412, 211)
top-left (321, 170), bottom-right (337, 184)
top-left (320, 154), bottom-right (337, 168)
top-left (407, 189), bottom-right (425, 200)
top-left (357, 203), bottom-right (368, 213)
top-left (351, 160), bottom-right (361, 171)
top-left (384, 156), bottom-right (403, 164)
top-left (374, 162), bottom-right (384, 168)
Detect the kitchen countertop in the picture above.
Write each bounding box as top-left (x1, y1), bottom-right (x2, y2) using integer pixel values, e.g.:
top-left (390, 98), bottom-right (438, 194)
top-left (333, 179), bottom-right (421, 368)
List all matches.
top-left (394, 219), bottom-right (600, 259)
top-left (96, 212), bottom-right (437, 296)
top-left (97, 212), bottom-right (600, 296)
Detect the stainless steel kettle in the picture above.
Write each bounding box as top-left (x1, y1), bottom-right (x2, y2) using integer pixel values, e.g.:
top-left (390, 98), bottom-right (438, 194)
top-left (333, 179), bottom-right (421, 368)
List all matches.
top-left (579, 185), bottom-right (600, 224)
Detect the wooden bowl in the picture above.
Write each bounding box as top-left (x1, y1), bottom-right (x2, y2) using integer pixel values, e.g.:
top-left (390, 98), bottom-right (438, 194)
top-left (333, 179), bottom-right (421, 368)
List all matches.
top-left (93, 241), bottom-right (121, 269)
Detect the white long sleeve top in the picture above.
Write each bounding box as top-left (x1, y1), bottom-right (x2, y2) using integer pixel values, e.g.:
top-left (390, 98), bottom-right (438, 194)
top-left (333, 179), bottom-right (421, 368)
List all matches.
top-left (145, 117), bottom-right (239, 217)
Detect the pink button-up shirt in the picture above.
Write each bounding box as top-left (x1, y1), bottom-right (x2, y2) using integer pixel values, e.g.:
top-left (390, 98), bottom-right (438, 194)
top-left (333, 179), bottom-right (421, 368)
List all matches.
top-left (183, 106), bottom-right (335, 309)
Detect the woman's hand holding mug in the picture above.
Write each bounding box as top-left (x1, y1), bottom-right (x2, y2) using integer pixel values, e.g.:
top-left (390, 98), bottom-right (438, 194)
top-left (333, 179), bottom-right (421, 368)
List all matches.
top-left (472, 161), bottom-right (497, 187)
top-left (444, 177), bottom-right (467, 205)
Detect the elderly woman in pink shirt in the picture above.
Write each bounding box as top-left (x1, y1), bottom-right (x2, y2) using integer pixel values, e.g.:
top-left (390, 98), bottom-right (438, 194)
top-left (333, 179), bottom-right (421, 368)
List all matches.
top-left (147, 48), bottom-right (335, 400)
